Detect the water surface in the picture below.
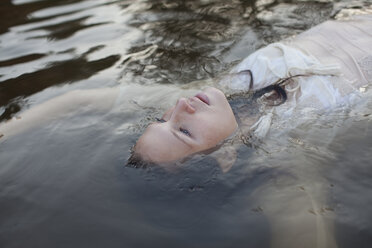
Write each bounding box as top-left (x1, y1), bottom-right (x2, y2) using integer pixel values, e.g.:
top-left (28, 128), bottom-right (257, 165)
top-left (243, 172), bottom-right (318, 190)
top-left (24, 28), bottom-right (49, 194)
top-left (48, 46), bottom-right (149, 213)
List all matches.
top-left (1, 0), bottom-right (372, 247)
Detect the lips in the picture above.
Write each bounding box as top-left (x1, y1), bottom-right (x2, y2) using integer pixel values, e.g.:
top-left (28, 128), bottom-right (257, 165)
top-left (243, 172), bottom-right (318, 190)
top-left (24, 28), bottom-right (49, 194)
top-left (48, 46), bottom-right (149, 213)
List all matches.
top-left (195, 92), bottom-right (210, 105)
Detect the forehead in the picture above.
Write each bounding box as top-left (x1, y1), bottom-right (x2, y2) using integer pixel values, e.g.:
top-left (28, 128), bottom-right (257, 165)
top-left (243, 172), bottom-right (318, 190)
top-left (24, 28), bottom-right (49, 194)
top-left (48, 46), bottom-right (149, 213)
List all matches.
top-left (136, 123), bottom-right (193, 163)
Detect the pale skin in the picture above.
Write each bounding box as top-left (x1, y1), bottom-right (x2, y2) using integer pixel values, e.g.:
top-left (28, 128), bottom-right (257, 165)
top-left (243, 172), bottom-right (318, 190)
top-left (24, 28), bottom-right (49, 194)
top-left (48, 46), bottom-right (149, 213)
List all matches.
top-left (135, 87), bottom-right (238, 163)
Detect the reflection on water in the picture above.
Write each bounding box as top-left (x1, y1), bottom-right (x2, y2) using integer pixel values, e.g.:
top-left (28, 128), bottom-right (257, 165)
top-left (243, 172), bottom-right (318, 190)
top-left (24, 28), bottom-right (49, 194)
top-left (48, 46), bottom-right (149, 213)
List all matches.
top-left (0, 53), bottom-right (120, 111)
top-left (1, 0), bottom-right (372, 247)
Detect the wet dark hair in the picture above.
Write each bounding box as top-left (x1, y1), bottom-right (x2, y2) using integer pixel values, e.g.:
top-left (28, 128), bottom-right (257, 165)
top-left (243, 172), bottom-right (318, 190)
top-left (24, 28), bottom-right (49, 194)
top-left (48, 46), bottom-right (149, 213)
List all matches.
top-left (126, 151), bottom-right (146, 168)
top-left (253, 84), bottom-right (287, 105)
top-left (126, 146), bottom-right (155, 169)
top-left (225, 69), bottom-right (309, 107)
top-left (226, 71), bottom-right (319, 147)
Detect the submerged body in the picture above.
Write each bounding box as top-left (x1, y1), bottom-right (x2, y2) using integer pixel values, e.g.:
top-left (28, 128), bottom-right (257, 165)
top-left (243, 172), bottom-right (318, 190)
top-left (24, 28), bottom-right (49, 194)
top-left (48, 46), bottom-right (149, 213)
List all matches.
top-left (0, 15), bottom-right (371, 164)
top-left (136, 14), bottom-right (372, 164)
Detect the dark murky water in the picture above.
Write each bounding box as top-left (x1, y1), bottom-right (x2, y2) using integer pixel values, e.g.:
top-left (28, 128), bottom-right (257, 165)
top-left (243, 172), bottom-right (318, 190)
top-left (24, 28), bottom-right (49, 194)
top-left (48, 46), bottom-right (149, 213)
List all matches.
top-left (1, 0), bottom-right (372, 247)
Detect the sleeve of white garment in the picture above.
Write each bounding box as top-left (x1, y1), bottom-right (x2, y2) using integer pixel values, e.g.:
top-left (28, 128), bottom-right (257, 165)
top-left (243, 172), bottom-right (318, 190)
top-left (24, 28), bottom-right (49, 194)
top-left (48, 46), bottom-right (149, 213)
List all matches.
top-left (230, 42), bottom-right (341, 91)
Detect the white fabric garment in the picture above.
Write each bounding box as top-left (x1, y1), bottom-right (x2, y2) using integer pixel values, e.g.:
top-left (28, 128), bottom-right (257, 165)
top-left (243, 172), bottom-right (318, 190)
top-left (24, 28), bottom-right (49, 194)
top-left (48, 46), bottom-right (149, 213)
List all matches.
top-left (228, 14), bottom-right (372, 111)
top-left (224, 14), bottom-right (372, 139)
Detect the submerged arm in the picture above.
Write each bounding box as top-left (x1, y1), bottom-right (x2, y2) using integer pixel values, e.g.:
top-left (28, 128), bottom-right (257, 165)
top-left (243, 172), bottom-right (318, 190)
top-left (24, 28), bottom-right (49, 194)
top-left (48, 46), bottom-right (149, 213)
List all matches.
top-left (0, 88), bottom-right (118, 138)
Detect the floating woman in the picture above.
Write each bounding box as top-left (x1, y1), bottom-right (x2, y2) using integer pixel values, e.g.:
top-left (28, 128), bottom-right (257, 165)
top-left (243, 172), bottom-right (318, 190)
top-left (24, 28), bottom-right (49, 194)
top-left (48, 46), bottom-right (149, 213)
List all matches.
top-left (0, 13), bottom-right (371, 171)
top-left (129, 14), bottom-right (372, 167)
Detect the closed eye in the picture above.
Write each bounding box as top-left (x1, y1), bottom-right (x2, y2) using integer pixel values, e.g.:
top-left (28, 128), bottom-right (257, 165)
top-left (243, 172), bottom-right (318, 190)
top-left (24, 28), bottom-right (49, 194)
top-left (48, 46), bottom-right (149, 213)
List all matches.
top-left (156, 117), bottom-right (166, 123)
top-left (179, 127), bottom-right (191, 137)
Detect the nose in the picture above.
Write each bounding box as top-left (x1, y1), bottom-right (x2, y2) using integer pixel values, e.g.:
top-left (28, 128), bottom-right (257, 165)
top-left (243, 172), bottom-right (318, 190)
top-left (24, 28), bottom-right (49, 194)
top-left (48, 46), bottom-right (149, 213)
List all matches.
top-left (172, 97), bottom-right (195, 117)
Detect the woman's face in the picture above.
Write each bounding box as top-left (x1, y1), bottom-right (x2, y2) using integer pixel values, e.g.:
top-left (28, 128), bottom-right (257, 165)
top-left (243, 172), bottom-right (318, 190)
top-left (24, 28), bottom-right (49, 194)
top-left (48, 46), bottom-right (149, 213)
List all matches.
top-left (135, 87), bottom-right (237, 163)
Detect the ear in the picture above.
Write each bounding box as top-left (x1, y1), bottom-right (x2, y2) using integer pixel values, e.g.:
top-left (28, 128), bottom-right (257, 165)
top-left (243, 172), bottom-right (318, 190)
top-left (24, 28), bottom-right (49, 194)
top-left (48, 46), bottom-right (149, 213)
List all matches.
top-left (212, 146), bottom-right (237, 173)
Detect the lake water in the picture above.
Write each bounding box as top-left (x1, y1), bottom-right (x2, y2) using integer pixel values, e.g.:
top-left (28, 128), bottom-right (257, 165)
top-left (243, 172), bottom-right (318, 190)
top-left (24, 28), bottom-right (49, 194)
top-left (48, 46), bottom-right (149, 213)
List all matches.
top-left (1, 0), bottom-right (372, 247)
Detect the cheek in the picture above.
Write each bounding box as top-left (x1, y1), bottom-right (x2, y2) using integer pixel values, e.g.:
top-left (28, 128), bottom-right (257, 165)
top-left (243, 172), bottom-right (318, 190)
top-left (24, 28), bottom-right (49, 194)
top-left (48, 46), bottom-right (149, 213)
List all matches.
top-left (199, 113), bottom-right (236, 143)
top-left (195, 119), bottom-right (226, 146)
